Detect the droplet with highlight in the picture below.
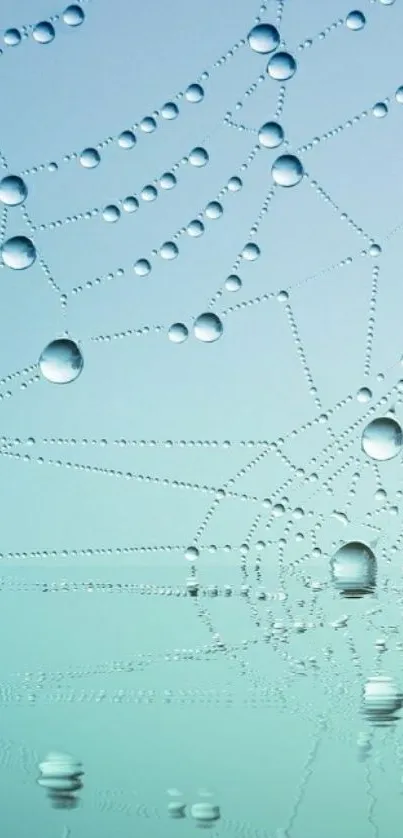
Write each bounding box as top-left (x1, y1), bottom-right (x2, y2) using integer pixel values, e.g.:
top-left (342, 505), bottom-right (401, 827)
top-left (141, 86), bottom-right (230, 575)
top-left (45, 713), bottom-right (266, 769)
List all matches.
top-left (134, 259), bottom-right (151, 276)
top-left (79, 148), bottom-right (101, 169)
top-left (168, 323), bottom-right (188, 343)
top-left (39, 339), bottom-right (84, 384)
top-left (267, 52), bottom-right (297, 80)
top-left (185, 84), bottom-right (204, 102)
top-left (361, 417), bottom-right (403, 461)
top-left (346, 10), bottom-right (366, 29)
top-left (272, 155), bottom-right (304, 187)
top-left (248, 23), bottom-right (280, 54)
top-left (161, 102), bottom-right (179, 119)
top-left (194, 313), bottom-right (223, 343)
top-left (160, 242), bottom-right (178, 260)
top-left (1, 236), bottom-right (36, 270)
top-left (4, 29), bottom-right (21, 46)
top-left (225, 275), bottom-right (242, 292)
top-left (63, 5), bottom-right (85, 25)
top-left (102, 205), bottom-right (120, 223)
top-left (372, 102), bottom-right (388, 118)
top-left (258, 122), bottom-right (284, 148)
top-left (118, 130), bottom-right (136, 149)
top-left (189, 147), bottom-right (209, 167)
top-left (242, 243), bottom-right (260, 260)
top-left (32, 21), bottom-right (55, 43)
top-left (0, 175), bottom-right (28, 206)
top-left (205, 201), bottom-right (223, 219)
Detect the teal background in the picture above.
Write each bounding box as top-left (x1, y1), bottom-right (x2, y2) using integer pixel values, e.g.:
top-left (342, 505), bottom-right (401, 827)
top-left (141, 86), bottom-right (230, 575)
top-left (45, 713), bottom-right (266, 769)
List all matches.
top-left (1, 0), bottom-right (403, 836)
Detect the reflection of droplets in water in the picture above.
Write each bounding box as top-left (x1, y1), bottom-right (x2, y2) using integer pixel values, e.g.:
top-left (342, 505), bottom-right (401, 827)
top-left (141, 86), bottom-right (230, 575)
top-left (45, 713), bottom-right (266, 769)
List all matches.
top-left (346, 11), bottom-right (366, 31)
top-left (363, 676), bottom-right (402, 727)
top-left (267, 53), bottom-right (297, 81)
top-left (189, 147), bottom-right (209, 167)
top-left (194, 314), bottom-right (223, 343)
top-left (32, 22), bottom-right (55, 44)
top-left (1, 236), bottom-right (36, 270)
top-left (168, 323), bottom-right (188, 343)
top-left (330, 541), bottom-right (377, 598)
top-left (258, 122), bottom-right (284, 148)
top-left (247, 24), bottom-right (280, 54)
top-left (38, 339), bottom-right (84, 385)
top-left (0, 176), bottom-right (28, 206)
top-left (79, 148), bottom-right (101, 169)
top-left (361, 417), bottom-right (403, 461)
top-left (272, 155), bottom-right (304, 187)
top-left (190, 801), bottom-right (221, 828)
top-left (63, 5), bottom-right (85, 26)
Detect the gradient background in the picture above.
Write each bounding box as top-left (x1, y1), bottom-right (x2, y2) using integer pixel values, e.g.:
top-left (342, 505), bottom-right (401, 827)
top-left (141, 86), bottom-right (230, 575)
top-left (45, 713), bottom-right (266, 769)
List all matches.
top-left (1, 0), bottom-right (403, 836)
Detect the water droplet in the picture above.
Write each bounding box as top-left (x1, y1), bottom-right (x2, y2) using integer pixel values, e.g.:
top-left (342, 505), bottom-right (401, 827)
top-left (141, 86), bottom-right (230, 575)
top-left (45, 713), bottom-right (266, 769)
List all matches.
top-left (102, 205), bottom-right (120, 223)
top-left (185, 546), bottom-right (199, 560)
top-left (122, 196), bottom-right (139, 213)
top-left (395, 86), bottom-right (403, 103)
top-left (141, 185), bottom-right (157, 201)
top-left (248, 23), bottom-right (280, 54)
top-left (62, 5), bottom-right (85, 25)
top-left (369, 243), bottom-right (382, 256)
top-left (1, 236), bottom-right (36, 270)
top-left (330, 541), bottom-right (377, 598)
top-left (267, 52), bottom-right (297, 81)
top-left (193, 313), bottom-right (223, 343)
top-left (185, 84), bottom-right (204, 103)
top-left (140, 116), bottom-right (157, 133)
top-left (168, 323), bottom-right (188, 343)
top-left (277, 290), bottom-right (289, 302)
top-left (361, 417), bottom-right (403, 461)
top-left (225, 274), bottom-right (242, 291)
top-left (134, 259), bottom-right (151, 276)
top-left (4, 29), bottom-right (21, 46)
top-left (32, 21), bottom-right (55, 44)
top-left (357, 386), bottom-right (372, 403)
top-left (189, 147), bottom-right (209, 167)
top-left (258, 121), bottom-right (284, 148)
top-left (39, 339), bottom-right (84, 384)
top-left (160, 241), bottom-right (178, 260)
top-left (160, 172), bottom-right (176, 190)
top-left (187, 219), bottom-right (204, 237)
top-left (242, 242), bottom-right (260, 261)
top-left (205, 201), bottom-right (223, 219)
top-left (0, 175), bottom-right (27, 206)
top-left (161, 102), bottom-right (179, 119)
top-left (372, 101), bottom-right (388, 118)
top-left (228, 176), bottom-right (243, 191)
top-left (346, 10), bottom-right (366, 30)
top-left (190, 802), bottom-right (220, 826)
top-left (79, 148), bottom-right (101, 169)
top-left (272, 154), bottom-right (304, 186)
top-left (118, 130), bottom-right (136, 149)
top-left (378, 0), bottom-right (395, 5)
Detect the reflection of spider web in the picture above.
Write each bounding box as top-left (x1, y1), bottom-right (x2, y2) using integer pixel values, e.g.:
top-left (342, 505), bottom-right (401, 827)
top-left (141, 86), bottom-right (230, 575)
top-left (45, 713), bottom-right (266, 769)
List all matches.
top-left (1, 0), bottom-right (403, 835)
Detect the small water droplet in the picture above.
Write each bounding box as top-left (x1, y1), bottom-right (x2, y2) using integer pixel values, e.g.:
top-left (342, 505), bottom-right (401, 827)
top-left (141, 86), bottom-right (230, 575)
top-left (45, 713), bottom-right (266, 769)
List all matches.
top-left (102, 205), bottom-right (120, 223)
top-left (346, 10), bottom-right (366, 30)
top-left (79, 148), bottom-right (101, 169)
top-left (258, 122), bottom-right (284, 148)
top-left (267, 52), bottom-right (297, 81)
top-left (32, 21), bottom-right (55, 44)
top-left (168, 323), bottom-right (188, 343)
top-left (134, 259), bottom-right (151, 276)
top-left (62, 5), bottom-right (85, 26)
top-left (357, 386), bottom-right (372, 403)
top-left (189, 147), bottom-right (209, 167)
top-left (39, 339), bottom-right (84, 384)
top-left (193, 313), bottom-right (223, 343)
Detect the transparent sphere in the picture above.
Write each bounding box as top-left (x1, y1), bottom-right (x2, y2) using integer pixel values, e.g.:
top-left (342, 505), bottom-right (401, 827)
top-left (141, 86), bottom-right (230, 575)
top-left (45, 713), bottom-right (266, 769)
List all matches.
top-left (185, 546), bottom-right (199, 560)
top-left (160, 172), bottom-right (176, 190)
top-left (141, 185), bottom-right (157, 201)
top-left (161, 102), bottom-right (179, 119)
top-left (247, 23), bottom-right (280, 54)
top-left (168, 323), bottom-right (188, 343)
top-left (122, 196), bottom-right (139, 213)
top-left (140, 117), bottom-right (157, 133)
top-left (361, 417), bottom-right (403, 461)
top-left (118, 130), bottom-right (136, 149)
top-left (228, 176), bottom-right (243, 191)
top-left (357, 386), bottom-right (372, 403)
top-left (1, 236), bottom-right (36, 270)
top-left (32, 21), bottom-right (55, 43)
top-left (187, 219), bottom-right (204, 237)
top-left (369, 243), bottom-right (382, 256)
top-left (346, 10), bottom-right (366, 30)
top-left (102, 205), bottom-right (120, 223)
top-left (39, 339), bottom-right (84, 384)
top-left (225, 274), bottom-right (242, 291)
top-left (134, 259), bottom-right (151, 276)
top-left (79, 148), bottom-right (101, 169)
top-left (185, 84), bottom-right (204, 103)
top-left (272, 154), bottom-right (304, 186)
top-left (242, 242), bottom-right (260, 260)
top-left (4, 28), bottom-right (21, 46)
top-left (330, 541), bottom-right (377, 598)
top-left (160, 241), bottom-right (178, 260)
top-left (193, 313), bottom-right (223, 343)
top-left (205, 201), bottom-right (223, 219)
top-left (258, 121), bottom-right (284, 148)
top-left (189, 147), bottom-right (209, 167)
top-left (395, 86), bottom-right (403, 103)
top-left (0, 175), bottom-right (28, 206)
top-left (372, 101), bottom-right (388, 118)
top-left (62, 5), bottom-right (85, 25)
top-left (267, 52), bottom-right (297, 80)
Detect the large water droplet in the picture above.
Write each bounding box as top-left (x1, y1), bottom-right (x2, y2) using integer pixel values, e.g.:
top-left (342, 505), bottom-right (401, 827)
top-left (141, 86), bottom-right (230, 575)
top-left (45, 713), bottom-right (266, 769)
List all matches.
top-left (118, 130), bottom-right (136, 149)
top-left (193, 313), bottom-right (223, 343)
top-left (361, 417), bottom-right (403, 461)
top-left (228, 176), bottom-right (243, 192)
top-left (346, 10), bottom-right (366, 30)
top-left (185, 84), bottom-right (204, 103)
top-left (1, 236), bottom-right (36, 270)
top-left (79, 148), bottom-right (101, 169)
top-left (161, 102), bottom-right (179, 119)
top-left (62, 5), bottom-right (85, 25)
top-left (357, 386), bottom-right (372, 403)
top-left (141, 185), bottom-right (157, 201)
top-left (140, 117), bottom-right (157, 133)
top-left (205, 201), bottom-right (223, 219)
top-left (32, 21), bottom-right (55, 43)
top-left (160, 241), bottom-right (178, 260)
top-left (160, 172), bottom-right (176, 190)
top-left (102, 205), bottom-right (120, 223)
top-left (272, 154), bottom-right (304, 187)
top-left (372, 101), bottom-right (388, 118)
top-left (134, 259), bottom-right (151, 276)
top-left (0, 175), bottom-right (28, 206)
top-left (248, 23), bottom-right (280, 54)
top-left (225, 274), bottom-right (242, 291)
top-left (122, 196), bottom-right (139, 213)
top-left (187, 219), bottom-right (204, 237)
top-left (189, 147), bottom-right (209, 167)
top-left (242, 242), bottom-right (260, 260)
top-left (168, 323), bottom-right (188, 343)
top-left (39, 339), bottom-right (84, 384)
top-left (258, 122), bottom-right (284, 148)
top-left (330, 541), bottom-right (377, 598)
top-left (267, 52), bottom-right (297, 80)
top-left (4, 28), bottom-right (21, 46)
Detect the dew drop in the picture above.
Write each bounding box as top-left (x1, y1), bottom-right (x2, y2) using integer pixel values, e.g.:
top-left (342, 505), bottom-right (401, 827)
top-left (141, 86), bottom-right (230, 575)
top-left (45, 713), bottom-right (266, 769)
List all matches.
top-left (372, 101), bottom-right (388, 118)
top-left (39, 339), bottom-right (84, 384)
top-left (118, 130), bottom-right (136, 149)
top-left (122, 196), bottom-right (139, 213)
top-left (185, 546), bottom-right (199, 560)
top-left (185, 84), bottom-right (204, 103)
top-left (258, 122), bottom-right (284, 148)
top-left (32, 21), bottom-right (55, 44)
top-left (193, 313), bottom-right (223, 343)
top-left (168, 323), bottom-right (188, 343)
top-left (134, 259), bottom-right (151, 276)
top-left (189, 147), bottom-right (209, 167)
top-left (187, 219), bottom-right (204, 237)
top-left (63, 5), bottom-right (85, 25)
top-left (4, 29), bottom-right (21, 46)
top-left (140, 117), bottom-right (157, 133)
top-left (160, 172), bottom-right (177, 190)
top-left (346, 10), bottom-right (366, 29)
top-left (102, 205), bottom-right (120, 223)
top-left (272, 154), bottom-right (304, 187)
top-left (369, 243), bottom-right (382, 256)
top-left (361, 417), bottom-right (403, 461)
top-left (357, 386), bottom-right (372, 403)
top-left (205, 201), bottom-right (223, 219)
top-left (247, 23), bottom-right (280, 54)
top-left (1, 236), bottom-right (36, 270)
top-left (395, 86), bottom-right (403, 103)
top-left (267, 52), bottom-right (297, 81)
top-left (242, 242), bottom-right (260, 261)
top-left (161, 102), bottom-right (179, 119)
top-left (225, 275), bottom-right (242, 292)
top-left (160, 241), bottom-right (178, 260)
top-left (0, 175), bottom-right (28, 206)
top-left (228, 176), bottom-right (243, 192)
top-left (79, 148), bottom-right (101, 169)
top-left (141, 185), bottom-right (157, 201)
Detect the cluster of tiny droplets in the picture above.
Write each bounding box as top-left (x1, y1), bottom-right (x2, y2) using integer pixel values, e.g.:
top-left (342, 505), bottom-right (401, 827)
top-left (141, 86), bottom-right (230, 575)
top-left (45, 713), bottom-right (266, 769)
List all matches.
top-left (2, 0), bottom-right (403, 833)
